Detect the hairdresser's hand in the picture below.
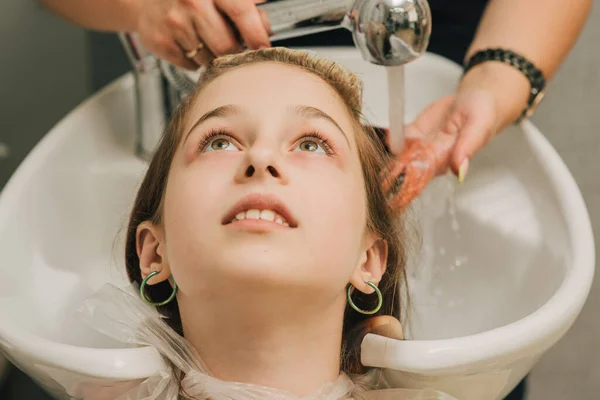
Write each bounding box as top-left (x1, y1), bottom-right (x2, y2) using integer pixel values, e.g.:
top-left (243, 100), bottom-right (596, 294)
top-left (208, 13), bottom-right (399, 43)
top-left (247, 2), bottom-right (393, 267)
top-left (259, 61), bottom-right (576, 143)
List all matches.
top-left (385, 89), bottom-right (499, 210)
top-left (385, 63), bottom-right (530, 210)
top-left (358, 316), bottom-right (404, 340)
top-left (135, 0), bottom-right (272, 70)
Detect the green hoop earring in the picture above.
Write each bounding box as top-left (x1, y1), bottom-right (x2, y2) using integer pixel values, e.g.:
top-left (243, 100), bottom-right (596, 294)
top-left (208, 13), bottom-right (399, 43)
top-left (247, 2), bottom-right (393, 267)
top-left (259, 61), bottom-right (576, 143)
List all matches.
top-left (140, 271), bottom-right (178, 307)
top-left (347, 281), bottom-right (383, 315)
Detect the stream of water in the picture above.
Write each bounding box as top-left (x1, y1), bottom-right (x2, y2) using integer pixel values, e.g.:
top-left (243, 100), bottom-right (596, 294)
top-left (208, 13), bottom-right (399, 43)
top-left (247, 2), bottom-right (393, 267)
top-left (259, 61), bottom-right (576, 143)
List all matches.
top-left (386, 65), bottom-right (406, 154)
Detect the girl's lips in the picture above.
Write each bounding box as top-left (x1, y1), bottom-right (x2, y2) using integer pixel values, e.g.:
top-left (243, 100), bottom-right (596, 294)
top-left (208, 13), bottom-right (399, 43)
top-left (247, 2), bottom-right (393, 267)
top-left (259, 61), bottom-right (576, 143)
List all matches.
top-left (227, 217), bottom-right (291, 232)
top-left (222, 193), bottom-right (298, 228)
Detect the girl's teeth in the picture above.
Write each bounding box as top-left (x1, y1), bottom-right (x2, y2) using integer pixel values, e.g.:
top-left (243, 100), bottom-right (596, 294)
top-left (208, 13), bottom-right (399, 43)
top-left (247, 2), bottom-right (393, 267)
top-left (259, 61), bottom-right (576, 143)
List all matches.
top-left (260, 210), bottom-right (276, 221)
top-left (233, 209), bottom-right (289, 225)
top-left (245, 209), bottom-right (260, 219)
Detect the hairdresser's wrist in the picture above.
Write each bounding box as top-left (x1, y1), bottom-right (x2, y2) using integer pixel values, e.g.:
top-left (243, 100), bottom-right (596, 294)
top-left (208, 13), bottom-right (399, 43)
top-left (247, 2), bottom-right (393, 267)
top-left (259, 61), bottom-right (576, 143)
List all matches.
top-left (458, 61), bottom-right (530, 133)
top-left (119, 0), bottom-right (143, 32)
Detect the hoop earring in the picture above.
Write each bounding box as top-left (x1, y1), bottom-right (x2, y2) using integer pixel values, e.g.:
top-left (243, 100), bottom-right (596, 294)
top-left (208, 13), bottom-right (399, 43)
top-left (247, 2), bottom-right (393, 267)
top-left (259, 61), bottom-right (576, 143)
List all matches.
top-left (347, 281), bottom-right (383, 315)
top-left (140, 271), bottom-right (178, 307)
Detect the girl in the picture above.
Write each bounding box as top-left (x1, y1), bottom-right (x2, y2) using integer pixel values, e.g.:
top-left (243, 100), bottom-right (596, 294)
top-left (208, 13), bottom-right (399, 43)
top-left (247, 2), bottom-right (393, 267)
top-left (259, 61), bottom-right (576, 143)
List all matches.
top-left (80, 47), bottom-right (456, 400)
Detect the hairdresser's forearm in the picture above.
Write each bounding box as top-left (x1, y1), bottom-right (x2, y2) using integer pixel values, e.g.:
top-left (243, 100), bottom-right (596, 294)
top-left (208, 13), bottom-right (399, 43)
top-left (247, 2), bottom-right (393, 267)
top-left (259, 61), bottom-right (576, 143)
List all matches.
top-left (460, 0), bottom-right (593, 129)
top-left (38, 0), bottom-right (141, 32)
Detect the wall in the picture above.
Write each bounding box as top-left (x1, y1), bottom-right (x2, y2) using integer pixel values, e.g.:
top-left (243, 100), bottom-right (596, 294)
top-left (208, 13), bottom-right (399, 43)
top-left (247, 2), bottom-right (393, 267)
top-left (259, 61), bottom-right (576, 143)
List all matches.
top-left (0, 1), bottom-right (90, 396)
top-left (528, 3), bottom-right (600, 399)
top-left (0, 0), bottom-right (91, 187)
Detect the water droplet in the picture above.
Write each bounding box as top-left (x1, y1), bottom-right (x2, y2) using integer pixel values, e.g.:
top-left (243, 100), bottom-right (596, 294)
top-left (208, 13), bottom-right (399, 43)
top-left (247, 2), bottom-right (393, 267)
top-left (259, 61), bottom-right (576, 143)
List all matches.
top-left (454, 256), bottom-right (469, 268)
top-left (451, 219), bottom-right (460, 232)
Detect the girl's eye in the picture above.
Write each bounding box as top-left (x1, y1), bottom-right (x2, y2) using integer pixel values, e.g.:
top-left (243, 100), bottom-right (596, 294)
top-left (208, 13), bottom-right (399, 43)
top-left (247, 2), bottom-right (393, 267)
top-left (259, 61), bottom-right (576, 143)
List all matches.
top-left (204, 137), bottom-right (239, 152)
top-left (295, 139), bottom-right (326, 154)
top-left (294, 135), bottom-right (333, 154)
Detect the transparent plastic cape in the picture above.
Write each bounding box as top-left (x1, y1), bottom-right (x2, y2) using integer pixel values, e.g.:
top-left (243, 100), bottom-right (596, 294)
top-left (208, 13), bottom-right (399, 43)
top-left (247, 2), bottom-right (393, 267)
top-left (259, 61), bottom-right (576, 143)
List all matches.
top-left (69, 284), bottom-right (460, 400)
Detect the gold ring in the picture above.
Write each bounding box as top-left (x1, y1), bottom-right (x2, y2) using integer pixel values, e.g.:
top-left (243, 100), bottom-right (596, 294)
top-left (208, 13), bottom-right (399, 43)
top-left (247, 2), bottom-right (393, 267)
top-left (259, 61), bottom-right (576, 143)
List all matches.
top-left (185, 47), bottom-right (199, 59)
top-left (185, 42), bottom-right (204, 59)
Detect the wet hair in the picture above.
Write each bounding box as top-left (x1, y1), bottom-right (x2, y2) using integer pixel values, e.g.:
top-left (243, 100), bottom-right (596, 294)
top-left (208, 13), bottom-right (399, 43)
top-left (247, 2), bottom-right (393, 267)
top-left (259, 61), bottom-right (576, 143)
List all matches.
top-left (125, 47), bottom-right (409, 374)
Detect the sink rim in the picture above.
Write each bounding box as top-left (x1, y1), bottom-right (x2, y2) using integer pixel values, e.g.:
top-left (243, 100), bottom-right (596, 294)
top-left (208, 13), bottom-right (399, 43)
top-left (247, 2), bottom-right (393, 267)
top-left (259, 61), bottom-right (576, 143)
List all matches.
top-left (361, 119), bottom-right (595, 373)
top-left (0, 51), bottom-right (594, 379)
top-left (0, 75), bottom-right (169, 380)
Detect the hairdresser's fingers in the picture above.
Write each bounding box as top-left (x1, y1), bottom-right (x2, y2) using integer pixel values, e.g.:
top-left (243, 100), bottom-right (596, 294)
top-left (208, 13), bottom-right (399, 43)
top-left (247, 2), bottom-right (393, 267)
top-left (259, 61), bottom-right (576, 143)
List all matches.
top-left (172, 28), bottom-right (205, 69)
top-left (161, 39), bottom-right (201, 71)
top-left (352, 316), bottom-right (404, 345)
top-left (383, 91), bottom-right (498, 208)
top-left (404, 96), bottom-right (460, 176)
top-left (194, 46), bottom-right (215, 66)
top-left (383, 136), bottom-right (435, 191)
top-left (182, 22), bottom-right (216, 67)
top-left (382, 155), bottom-right (406, 195)
top-left (363, 316), bottom-right (404, 340)
top-left (164, 6), bottom-right (205, 64)
top-left (446, 94), bottom-right (497, 178)
top-left (184, 45), bottom-right (214, 69)
top-left (191, 0), bottom-right (243, 57)
top-left (251, 0), bottom-right (273, 36)
top-left (216, 0), bottom-right (272, 50)
top-left (385, 139), bottom-right (439, 210)
top-left (171, 17), bottom-right (216, 66)
top-left (137, 19), bottom-right (199, 71)
top-left (448, 119), bottom-right (494, 180)
top-left (405, 95), bottom-right (456, 142)
top-left (344, 316), bottom-right (403, 374)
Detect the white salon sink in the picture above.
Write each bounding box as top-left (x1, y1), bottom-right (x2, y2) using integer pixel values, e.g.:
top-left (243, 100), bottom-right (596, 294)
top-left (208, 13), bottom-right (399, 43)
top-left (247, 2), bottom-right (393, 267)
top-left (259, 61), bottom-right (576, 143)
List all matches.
top-left (0, 49), bottom-right (594, 400)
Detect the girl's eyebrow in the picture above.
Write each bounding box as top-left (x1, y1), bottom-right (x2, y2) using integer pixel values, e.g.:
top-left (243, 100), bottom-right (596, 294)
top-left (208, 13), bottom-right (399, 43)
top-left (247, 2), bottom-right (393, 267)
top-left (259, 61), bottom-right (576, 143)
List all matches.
top-left (290, 105), bottom-right (349, 146)
top-left (184, 104), bottom-right (242, 143)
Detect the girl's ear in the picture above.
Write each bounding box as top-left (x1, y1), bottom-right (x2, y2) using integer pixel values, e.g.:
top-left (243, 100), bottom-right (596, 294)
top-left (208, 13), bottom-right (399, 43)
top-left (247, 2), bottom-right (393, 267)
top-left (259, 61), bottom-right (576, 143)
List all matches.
top-left (349, 235), bottom-right (387, 294)
top-left (137, 221), bottom-right (171, 284)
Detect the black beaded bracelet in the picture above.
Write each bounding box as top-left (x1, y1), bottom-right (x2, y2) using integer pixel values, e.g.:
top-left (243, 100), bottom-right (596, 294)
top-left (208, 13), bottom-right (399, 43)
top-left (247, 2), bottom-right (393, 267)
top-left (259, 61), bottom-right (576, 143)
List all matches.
top-left (463, 48), bottom-right (547, 123)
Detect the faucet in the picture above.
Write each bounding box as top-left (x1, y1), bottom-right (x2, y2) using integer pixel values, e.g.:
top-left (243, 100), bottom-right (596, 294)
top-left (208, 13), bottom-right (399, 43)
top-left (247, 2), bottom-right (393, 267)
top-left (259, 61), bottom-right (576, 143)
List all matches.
top-left (120, 0), bottom-right (431, 159)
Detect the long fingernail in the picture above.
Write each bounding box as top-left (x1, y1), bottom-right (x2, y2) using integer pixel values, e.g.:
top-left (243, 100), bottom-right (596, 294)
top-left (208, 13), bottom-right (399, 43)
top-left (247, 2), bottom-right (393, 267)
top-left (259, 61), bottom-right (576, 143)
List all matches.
top-left (458, 159), bottom-right (469, 184)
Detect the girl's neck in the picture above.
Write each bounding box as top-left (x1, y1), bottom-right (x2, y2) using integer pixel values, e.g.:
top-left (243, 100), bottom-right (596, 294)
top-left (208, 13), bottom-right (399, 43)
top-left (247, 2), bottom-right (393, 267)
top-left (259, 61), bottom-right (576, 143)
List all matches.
top-left (178, 291), bottom-right (346, 396)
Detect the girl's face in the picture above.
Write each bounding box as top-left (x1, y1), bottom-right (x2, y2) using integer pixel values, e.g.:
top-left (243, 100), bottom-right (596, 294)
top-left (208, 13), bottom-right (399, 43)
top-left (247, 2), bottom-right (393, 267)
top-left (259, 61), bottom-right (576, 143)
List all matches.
top-left (138, 62), bottom-right (386, 305)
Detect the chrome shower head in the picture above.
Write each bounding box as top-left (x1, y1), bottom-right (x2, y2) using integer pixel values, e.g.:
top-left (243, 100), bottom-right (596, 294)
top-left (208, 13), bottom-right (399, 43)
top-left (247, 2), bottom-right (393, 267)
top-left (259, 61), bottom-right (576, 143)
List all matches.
top-left (344, 0), bottom-right (432, 66)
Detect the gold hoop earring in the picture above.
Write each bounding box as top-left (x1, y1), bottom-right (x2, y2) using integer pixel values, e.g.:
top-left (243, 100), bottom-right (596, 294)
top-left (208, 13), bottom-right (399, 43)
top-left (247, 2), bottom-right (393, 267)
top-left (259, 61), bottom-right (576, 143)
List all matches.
top-left (139, 271), bottom-right (178, 307)
top-left (347, 281), bottom-right (383, 315)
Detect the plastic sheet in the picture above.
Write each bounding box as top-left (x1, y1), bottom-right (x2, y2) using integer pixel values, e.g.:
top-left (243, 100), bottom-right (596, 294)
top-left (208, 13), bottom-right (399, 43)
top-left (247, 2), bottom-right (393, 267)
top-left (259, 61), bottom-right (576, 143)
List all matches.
top-left (67, 284), bottom-right (460, 400)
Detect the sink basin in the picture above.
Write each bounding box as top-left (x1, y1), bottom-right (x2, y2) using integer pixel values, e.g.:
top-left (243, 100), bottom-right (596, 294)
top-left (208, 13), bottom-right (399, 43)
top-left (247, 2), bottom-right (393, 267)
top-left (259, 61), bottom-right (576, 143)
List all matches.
top-left (0, 48), bottom-right (594, 400)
